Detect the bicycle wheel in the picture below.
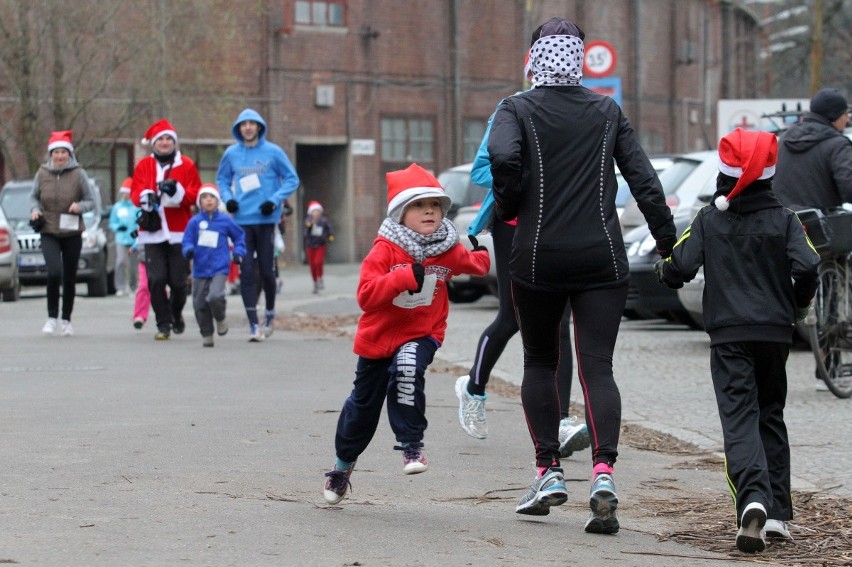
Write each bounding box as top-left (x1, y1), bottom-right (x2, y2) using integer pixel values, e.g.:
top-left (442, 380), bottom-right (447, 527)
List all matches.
top-left (808, 259), bottom-right (852, 398)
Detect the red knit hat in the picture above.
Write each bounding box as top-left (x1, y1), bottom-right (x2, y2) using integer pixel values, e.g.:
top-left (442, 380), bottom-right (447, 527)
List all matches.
top-left (47, 130), bottom-right (74, 153)
top-left (119, 176), bottom-right (133, 194)
top-left (141, 119), bottom-right (178, 145)
top-left (386, 163), bottom-right (452, 223)
top-left (196, 183), bottom-right (220, 208)
top-left (307, 200), bottom-right (323, 214)
top-left (715, 128), bottom-right (777, 211)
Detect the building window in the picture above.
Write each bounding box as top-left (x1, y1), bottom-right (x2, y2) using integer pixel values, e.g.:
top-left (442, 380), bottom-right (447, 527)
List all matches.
top-left (381, 117), bottom-right (434, 165)
top-left (295, 1), bottom-right (346, 26)
top-left (181, 144), bottom-right (230, 184)
top-left (462, 119), bottom-right (487, 162)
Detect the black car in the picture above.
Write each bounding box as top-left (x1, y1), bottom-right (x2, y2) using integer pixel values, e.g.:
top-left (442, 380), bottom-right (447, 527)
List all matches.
top-left (0, 179), bottom-right (116, 297)
top-left (624, 211), bottom-right (700, 328)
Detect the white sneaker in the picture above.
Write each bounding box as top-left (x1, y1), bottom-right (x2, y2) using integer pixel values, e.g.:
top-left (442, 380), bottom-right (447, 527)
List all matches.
top-left (558, 416), bottom-right (591, 458)
top-left (815, 379), bottom-right (829, 392)
top-left (60, 320), bottom-right (73, 336)
top-left (736, 502), bottom-right (767, 553)
top-left (248, 324), bottom-right (265, 343)
top-left (42, 318), bottom-right (58, 335)
top-left (454, 375), bottom-right (487, 439)
top-left (765, 519), bottom-right (792, 540)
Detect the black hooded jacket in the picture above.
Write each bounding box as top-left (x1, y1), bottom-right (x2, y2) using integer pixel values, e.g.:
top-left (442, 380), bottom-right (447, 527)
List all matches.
top-left (773, 113), bottom-right (852, 209)
top-left (660, 183), bottom-right (820, 345)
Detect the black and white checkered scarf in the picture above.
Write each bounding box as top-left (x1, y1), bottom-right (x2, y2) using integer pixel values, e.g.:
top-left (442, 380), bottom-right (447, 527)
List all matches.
top-left (529, 34), bottom-right (584, 88)
top-left (378, 217), bottom-right (459, 263)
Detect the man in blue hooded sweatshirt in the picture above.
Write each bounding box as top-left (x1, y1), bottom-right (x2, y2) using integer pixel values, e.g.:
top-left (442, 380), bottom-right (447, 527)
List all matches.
top-left (217, 108), bottom-right (300, 341)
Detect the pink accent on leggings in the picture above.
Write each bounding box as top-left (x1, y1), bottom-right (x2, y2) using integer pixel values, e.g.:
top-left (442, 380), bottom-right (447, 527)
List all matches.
top-left (133, 261), bottom-right (151, 322)
top-left (593, 462), bottom-right (613, 476)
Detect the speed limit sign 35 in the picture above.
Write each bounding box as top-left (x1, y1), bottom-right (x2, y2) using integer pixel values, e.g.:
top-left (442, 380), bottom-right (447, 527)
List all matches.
top-left (583, 40), bottom-right (617, 78)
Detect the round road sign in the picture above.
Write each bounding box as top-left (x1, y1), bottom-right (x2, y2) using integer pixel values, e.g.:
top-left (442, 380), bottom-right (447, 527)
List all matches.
top-left (584, 40), bottom-right (617, 78)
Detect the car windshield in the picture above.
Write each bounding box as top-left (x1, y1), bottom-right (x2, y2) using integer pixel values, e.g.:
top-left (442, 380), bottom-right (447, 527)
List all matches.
top-left (658, 160), bottom-right (699, 195)
top-left (615, 173), bottom-right (630, 207)
top-left (438, 169), bottom-right (475, 205)
top-left (0, 185), bottom-right (99, 230)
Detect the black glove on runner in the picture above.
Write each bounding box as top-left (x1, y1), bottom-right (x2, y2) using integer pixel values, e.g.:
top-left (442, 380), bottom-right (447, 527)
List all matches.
top-left (410, 263), bottom-right (425, 294)
top-left (226, 200), bottom-right (239, 213)
top-left (259, 201), bottom-right (275, 215)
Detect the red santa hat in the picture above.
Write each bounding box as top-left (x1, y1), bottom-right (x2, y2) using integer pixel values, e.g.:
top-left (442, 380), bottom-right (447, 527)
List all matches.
top-left (523, 49), bottom-right (533, 81)
top-left (386, 163), bottom-right (452, 223)
top-left (715, 128), bottom-right (777, 211)
top-left (119, 177), bottom-right (133, 194)
top-left (141, 119), bottom-right (178, 146)
top-left (307, 200), bottom-right (323, 214)
top-left (196, 183), bottom-right (220, 208)
top-left (47, 130), bottom-right (74, 153)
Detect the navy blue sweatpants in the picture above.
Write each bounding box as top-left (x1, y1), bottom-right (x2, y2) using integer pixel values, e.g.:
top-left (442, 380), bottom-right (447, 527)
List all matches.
top-left (334, 337), bottom-right (438, 464)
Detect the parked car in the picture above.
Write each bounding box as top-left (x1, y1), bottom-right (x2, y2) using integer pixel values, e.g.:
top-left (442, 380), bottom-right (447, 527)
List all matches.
top-left (446, 203), bottom-right (498, 303)
top-left (437, 163), bottom-right (488, 220)
top-left (620, 152), bottom-right (715, 234)
top-left (615, 155), bottom-right (677, 220)
top-left (624, 210), bottom-right (700, 328)
top-left (0, 179), bottom-right (116, 297)
top-left (0, 204), bottom-right (21, 302)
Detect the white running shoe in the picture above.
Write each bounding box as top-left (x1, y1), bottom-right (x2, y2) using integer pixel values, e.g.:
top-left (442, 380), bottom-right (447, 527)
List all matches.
top-left (764, 518), bottom-right (792, 540)
top-left (42, 318), bottom-right (58, 335)
top-left (60, 320), bottom-right (73, 336)
top-left (558, 416), bottom-right (591, 458)
top-left (249, 324), bottom-right (265, 342)
top-left (454, 375), bottom-right (487, 439)
top-left (736, 502), bottom-right (767, 553)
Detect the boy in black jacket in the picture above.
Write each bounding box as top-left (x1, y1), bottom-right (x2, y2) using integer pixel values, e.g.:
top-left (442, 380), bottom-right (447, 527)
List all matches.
top-left (655, 128), bottom-right (820, 553)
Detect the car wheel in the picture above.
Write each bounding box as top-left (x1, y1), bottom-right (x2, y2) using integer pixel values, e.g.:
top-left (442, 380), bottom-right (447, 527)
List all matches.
top-left (1, 278), bottom-right (21, 302)
top-left (447, 283), bottom-right (485, 304)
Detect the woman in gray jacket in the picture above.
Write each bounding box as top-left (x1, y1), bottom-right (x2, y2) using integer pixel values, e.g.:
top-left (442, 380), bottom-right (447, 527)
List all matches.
top-left (29, 130), bottom-right (95, 336)
top-left (488, 17), bottom-right (676, 533)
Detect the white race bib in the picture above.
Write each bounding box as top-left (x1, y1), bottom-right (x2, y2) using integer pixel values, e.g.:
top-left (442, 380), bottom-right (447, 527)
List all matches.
top-left (239, 173), bottom-right (261, 192)
top-left (198, 229), bottom-right (219, 248)
top-left (311, 223), bottom-right (323, 237)
top-left (392, 274), bottom-right (437, 309)
top-left (59, 213), bottom-right (79, 230)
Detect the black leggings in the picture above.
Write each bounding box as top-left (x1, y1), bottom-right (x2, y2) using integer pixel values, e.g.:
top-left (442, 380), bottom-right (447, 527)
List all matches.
top-left (511, 281), bottom-right (627, 469)
top-left (467, 220), bottom-right (574, 416)
top-left (41, 233), bottom-right (82, 321)
top-left (239, 224), bottom-right (276, 324)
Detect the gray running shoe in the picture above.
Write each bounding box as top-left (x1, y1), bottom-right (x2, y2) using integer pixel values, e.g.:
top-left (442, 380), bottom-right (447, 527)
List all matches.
top-left (736, 502), bottom-right (766, 553)
top-left (585, 473), bottom-right (620, 534)
top-left (455, 375), bottom-right (487, 439)
top-left (764, 518), bottom-right (792, 540)
top-left (558, 416), bottom-right (590, 458)
top-left (515, 467), bottom-right (568, 516)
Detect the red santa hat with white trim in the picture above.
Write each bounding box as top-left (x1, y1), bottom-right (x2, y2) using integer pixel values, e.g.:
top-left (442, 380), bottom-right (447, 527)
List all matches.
top-left (714, 128), bottom-right (777, 211)
top-left (119, 177), bottom-right (133, 194)
top-left (196, 183), bottom-right (220, 208)
top-left (307, 200), bottom-right (323, 214)
top-left (47, 130), bottom-right (74, 153)
top-left (141, 119), bottom-right (178, 146)
top-left (386, 163), bottom-right (452, 223)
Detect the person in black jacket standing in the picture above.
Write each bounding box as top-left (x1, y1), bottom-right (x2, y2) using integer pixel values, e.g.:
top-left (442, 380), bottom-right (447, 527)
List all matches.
top-left (488, 17), bottom-right (676, 532)
top-left (656, 129), bottom-right (820, 553)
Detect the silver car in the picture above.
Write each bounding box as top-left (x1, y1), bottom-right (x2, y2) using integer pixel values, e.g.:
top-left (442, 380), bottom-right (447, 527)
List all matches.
top-left (0, 204), bottom-right (21, 301)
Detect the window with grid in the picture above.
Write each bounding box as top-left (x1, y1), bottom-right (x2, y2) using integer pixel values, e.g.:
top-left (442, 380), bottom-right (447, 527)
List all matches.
top-left (295, 0), bottom-right (346, 26)
top-left (462, 119), bottom-right (487, 163)
top-left (381, 117), bottom-right (434, 166)
top-left (180, 144), bottom-right (229, 185)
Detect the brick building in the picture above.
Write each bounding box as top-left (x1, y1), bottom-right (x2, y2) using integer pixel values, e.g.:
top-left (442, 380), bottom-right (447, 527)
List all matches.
top-left (0, 0), bottom-right (760, 263)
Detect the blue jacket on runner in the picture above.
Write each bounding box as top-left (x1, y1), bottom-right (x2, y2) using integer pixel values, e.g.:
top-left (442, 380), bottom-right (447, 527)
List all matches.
top-left (216, 108), bottom-right (300, 226)
top-left (109, 199), bottom-right (139, 247)
top-left (182, 210), bottom-right (247, 279)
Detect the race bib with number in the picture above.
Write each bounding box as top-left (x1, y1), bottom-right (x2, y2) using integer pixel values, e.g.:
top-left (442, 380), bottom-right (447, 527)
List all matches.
top-left (59, 213), bottom-right (79, 231)
top-left (239, 173), bottom-right (261, 193)
top-left (392, 274), bottom-right (437, 309)
top-left (198, 230), bottom-right (220, 248)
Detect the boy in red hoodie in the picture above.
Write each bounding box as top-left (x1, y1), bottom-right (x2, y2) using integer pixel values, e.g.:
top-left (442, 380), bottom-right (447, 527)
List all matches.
top-left (323, 163), bottom-right (490, 505)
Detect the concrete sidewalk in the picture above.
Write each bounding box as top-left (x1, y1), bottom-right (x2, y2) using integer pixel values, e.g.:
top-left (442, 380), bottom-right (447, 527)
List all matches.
top-left (0, 263), bottom-right (800, 565)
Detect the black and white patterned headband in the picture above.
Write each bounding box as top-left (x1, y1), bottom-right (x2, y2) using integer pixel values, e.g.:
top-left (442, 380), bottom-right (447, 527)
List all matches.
top-left (529, 35), bottom-right (584, 87)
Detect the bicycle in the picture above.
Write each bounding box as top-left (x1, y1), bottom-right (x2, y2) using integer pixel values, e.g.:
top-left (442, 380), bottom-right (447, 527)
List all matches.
top-left (798, 207), bottom-right (852, 398)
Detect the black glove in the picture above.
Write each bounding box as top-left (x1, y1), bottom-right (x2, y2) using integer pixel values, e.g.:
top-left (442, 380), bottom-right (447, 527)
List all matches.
top-left (654, 259), bottom-right (684, 289)
top-left (232, 255), bottom-right (243, 265)
top-left (259, 201), bottom-right (275, 216)
top-left (29, 216), bottom-right (45, 233)
top-left (159, 178), bottom-right (177, 197)
top-left (468, 235), bottom-right (487, 252)
top-left (185, 248), bottom-right (194, 260)
top-left (409, 262), bottom-right (425, 294)
top-left (796, 305), bottom-right (811, 323)
top-left (116, 226), bottom-right (128, 232)
top-left (656, 236), bottom-right (676, 259)
top-left (282, 201), bottom-right (294, 217)
top-left (226, 199), bottom-right (239, 213)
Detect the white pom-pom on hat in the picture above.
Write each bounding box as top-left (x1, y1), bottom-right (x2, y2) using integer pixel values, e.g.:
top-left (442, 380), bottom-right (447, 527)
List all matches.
top-left (714, 195), bottom-right (730, 211)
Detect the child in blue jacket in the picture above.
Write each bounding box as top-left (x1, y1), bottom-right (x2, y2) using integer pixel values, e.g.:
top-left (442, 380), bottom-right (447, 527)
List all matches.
top-left (182, 184), bottom-right (246, 347)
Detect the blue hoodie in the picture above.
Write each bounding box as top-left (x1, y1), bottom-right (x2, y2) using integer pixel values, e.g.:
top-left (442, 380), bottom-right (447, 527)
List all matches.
top-left (216, 108), bottom-right (300, 225)
top-left (182, 209), bottom-right (247, 278)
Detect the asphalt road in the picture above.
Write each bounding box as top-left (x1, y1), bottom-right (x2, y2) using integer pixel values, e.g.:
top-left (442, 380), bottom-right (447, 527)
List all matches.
top-left (0, 262), bottom-right (847, 566)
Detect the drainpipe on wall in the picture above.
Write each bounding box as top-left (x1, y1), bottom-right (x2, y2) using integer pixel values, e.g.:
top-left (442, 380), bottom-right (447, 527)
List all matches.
top-left (450, 0), bottom-right (461, 165)
top-left (631, 0), bottom-right (642, 135)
